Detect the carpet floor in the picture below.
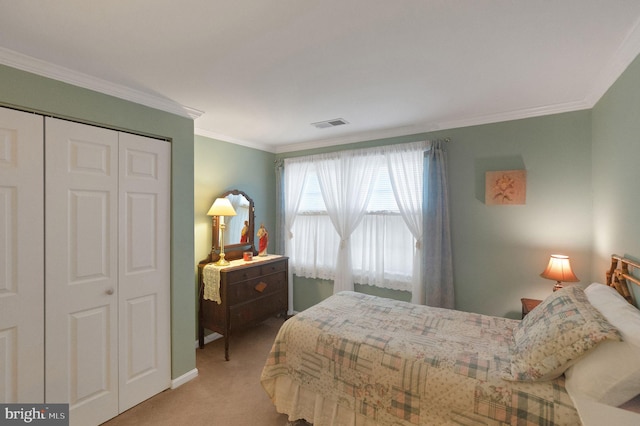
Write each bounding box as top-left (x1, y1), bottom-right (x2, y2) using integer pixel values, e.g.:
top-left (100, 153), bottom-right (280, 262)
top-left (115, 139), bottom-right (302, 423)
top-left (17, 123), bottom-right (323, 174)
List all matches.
top-left (102, 316), bottom-right (297, 426)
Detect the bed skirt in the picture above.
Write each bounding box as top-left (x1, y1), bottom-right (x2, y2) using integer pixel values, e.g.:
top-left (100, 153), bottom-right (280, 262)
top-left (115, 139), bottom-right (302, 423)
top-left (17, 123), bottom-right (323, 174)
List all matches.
top-left (266, 375), bottom-right (379, 426)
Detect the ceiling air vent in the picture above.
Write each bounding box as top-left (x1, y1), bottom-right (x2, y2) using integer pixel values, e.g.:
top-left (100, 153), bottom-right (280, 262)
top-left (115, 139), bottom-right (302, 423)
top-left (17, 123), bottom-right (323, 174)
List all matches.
top-left (311, 118), bottom-right (349, 129)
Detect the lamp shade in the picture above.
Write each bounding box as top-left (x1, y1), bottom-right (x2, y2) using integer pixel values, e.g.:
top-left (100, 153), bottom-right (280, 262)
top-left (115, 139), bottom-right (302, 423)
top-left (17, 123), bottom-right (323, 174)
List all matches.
top-left (540, 254), bottom-right (579, 283)
top-left (207, 198), bottom-right (237, 217)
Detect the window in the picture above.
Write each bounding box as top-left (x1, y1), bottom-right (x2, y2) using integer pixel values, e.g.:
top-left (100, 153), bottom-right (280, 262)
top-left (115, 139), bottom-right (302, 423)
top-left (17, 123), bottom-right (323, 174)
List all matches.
top-left (285, 142), bottom-right (426, 292)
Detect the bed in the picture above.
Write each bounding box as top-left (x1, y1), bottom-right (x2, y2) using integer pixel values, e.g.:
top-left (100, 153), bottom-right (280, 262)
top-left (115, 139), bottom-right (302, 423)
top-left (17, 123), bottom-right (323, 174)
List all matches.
top-left (260, 255), bottom-right (640, 425)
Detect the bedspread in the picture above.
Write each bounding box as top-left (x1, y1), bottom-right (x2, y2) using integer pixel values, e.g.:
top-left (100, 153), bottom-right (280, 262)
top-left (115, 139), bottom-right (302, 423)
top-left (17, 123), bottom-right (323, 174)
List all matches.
top-left (261, 291), bottom-right (580, 426)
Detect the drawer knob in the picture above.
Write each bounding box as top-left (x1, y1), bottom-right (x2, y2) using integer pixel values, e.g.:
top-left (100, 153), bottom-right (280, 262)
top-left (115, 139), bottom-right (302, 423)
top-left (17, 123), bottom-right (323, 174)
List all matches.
top-left (255, 282), bottom-right (267, 292)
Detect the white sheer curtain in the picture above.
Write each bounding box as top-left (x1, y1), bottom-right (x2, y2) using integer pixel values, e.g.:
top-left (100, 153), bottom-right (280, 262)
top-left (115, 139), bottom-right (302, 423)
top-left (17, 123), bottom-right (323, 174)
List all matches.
top-left (289, 214), bottom-right (340, 280)
top-left (383, 141), bottom-right (429, 303)
top-left (314, 151), bottom-right (381, 293)
top-left (350, 213), bottom-right (414, 291)
top-left (275, 160), bottom-right (285, 256)
top-left (423, 140), bottom-right (454, 308)
top-left (282, 140), bottom-right (453, 303)
top-left (282, 158), bottom-right (311, 310)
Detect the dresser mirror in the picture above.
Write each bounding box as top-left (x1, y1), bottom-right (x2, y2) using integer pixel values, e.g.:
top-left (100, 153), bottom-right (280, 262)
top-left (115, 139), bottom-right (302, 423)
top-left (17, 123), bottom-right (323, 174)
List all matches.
top-left (209, 189), bottom-right (256, 262)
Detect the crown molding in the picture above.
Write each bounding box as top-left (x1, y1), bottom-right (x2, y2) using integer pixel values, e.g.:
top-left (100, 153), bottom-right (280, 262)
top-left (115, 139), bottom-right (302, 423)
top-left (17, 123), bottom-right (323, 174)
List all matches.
top-left (196, 97), bottom-right (591, 154)
top-left (274, 99), bottom-right (592, 153)
top-left (434, 99), bottom-right (592, 133)
top-left (195, 97), bottom-right (591, 155)
top-left (194, 127), bottom-right (277, 153)
top-left (0, 47), bottom-right (203, 119)
top-left (584, 15), bottom-right (640, 106)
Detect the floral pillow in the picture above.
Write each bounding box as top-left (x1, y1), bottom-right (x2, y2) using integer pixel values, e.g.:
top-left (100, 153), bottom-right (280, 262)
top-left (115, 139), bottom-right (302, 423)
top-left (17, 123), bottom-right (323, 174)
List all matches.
top-left (503, 285), bottom-right (621, 381)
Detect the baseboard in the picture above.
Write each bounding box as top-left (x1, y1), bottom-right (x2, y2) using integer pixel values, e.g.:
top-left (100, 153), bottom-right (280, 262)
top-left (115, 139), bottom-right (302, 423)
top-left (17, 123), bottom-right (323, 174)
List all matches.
top-left (173, 332), bottom-right (224, 389)
top-left (171, 368), bottom-right (198, 389)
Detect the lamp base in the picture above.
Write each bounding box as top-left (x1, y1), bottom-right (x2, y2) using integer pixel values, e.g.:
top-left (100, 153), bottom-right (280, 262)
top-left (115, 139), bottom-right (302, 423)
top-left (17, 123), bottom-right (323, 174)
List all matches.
top-left (214, 253), bottom-right (230, 266)
top-left (553, 281), bottom-right (563, 292)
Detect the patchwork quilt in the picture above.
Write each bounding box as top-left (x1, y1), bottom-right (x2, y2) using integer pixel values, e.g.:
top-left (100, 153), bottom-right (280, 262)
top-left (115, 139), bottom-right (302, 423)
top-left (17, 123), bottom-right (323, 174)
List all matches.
top-left (261, 291), bottom-right (580, 425)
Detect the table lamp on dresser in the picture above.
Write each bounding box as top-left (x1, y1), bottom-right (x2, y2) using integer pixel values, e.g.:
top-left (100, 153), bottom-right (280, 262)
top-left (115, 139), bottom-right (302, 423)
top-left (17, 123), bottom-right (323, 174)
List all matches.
top-left (207, 197), bottom-right (237, 266)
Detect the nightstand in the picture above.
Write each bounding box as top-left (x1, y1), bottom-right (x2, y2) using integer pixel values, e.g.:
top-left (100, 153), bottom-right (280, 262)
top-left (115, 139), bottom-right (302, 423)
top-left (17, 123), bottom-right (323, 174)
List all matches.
top-left (520, 298), bottom-right (542, 319)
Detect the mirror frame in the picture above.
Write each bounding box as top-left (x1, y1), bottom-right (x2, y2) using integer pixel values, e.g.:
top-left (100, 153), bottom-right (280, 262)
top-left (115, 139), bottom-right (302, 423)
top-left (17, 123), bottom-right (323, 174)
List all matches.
top-left (207, 189), bottom-right (257, 263)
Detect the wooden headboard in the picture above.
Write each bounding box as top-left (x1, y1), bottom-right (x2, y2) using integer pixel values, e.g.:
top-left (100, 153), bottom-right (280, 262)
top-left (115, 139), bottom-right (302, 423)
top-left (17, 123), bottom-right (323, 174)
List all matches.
top-left (606, 254), bottom-right (640, 304)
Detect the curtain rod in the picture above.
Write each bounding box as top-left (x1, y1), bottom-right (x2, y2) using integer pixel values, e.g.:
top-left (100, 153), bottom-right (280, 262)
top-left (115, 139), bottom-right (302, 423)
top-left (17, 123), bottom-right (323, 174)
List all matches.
top-left (274, 137), bottom-right (452, 163)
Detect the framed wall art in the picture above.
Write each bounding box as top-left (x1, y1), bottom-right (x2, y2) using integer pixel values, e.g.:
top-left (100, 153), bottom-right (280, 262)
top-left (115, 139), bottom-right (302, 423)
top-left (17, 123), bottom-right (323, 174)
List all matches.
top-left (485, 169), bottom-right (526, 205)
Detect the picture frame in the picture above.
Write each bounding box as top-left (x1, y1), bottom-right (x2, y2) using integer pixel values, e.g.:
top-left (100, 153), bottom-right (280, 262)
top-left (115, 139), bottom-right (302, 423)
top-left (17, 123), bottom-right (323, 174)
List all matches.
top-left (485, 170), bottom-right (526, 205)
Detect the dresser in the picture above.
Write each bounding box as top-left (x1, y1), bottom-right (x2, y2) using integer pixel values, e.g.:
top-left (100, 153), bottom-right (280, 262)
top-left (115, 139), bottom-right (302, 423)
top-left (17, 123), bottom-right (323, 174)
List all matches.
top-left (198, 255), bottom-right (288, 360)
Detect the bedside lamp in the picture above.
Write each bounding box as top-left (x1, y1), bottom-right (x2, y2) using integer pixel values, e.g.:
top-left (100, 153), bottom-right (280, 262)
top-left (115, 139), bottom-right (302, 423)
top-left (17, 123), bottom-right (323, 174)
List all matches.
top-left (207, 198), bottom-right (237, 266)
top-left (540, 254), bottom-right (579, 291)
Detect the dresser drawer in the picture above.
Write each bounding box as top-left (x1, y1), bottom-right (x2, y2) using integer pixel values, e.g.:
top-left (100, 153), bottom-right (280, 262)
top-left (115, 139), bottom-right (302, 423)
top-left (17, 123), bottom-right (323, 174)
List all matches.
top-left (224, 265), bottom-right (262, 283)
top-left (226, 271), bottom-right (286, 304)
top-left (260, 259), bottom-right (287, 275)
top-left (229, 290), bottom-right (287, 327)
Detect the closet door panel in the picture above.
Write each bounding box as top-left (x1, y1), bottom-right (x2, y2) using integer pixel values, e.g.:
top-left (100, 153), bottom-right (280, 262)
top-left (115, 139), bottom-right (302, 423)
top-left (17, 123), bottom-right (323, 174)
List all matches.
top-left (118, 132), bottom-right (170, 412)
top-left (0, 108), bottom-right (43, 403)
top-left (45, 117), bottom-right (118, 426)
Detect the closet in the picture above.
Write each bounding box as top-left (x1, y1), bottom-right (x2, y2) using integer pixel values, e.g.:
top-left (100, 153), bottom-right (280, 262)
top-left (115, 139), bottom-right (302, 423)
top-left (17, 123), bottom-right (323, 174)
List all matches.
top-left (0, 108), bottom-right (44, 404)
top-left (0, 107), bottom-right (171, 425)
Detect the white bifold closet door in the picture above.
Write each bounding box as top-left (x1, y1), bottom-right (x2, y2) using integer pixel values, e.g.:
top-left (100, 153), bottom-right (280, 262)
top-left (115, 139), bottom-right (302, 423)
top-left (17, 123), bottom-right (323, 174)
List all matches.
top-left (45, 117), bottom-right (170, 425)
top-left (0, 108), bottom-right (44, 403)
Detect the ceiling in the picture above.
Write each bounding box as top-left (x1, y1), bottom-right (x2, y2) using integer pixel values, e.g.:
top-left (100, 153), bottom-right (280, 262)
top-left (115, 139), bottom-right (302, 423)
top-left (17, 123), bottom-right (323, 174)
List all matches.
top-left (2, 1), bottom-right (640, 153)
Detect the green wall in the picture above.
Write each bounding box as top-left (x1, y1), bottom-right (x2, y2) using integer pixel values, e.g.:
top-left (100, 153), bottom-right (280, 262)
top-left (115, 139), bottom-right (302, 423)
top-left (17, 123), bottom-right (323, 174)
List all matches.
top-left (0, 64), bottom-right (196, 380)
top-left (277, 111), bottom-right (594, 319)
top-left (194, 135), bottom-right (277, 267)
top-left (446, 111), bottom-right (593, 317)
top-left (592, 54), bottom-right (640, 303)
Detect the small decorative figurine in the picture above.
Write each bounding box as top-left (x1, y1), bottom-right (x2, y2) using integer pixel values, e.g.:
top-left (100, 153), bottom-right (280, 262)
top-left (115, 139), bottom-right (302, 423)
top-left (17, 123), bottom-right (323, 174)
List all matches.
top-left (240, 220), bottom-right (249, 243)
top-left (257, 223), bottom-right (268, 256)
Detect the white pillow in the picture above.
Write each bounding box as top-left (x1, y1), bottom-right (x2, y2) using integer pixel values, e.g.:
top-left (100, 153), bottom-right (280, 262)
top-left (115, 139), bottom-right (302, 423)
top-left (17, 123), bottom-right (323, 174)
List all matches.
top-left (565, 340), bottom-right (640, 406)
top-left (584, 283), bottom-right (640, 346)
top-left (565, 283), bottom-right (640, 406)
